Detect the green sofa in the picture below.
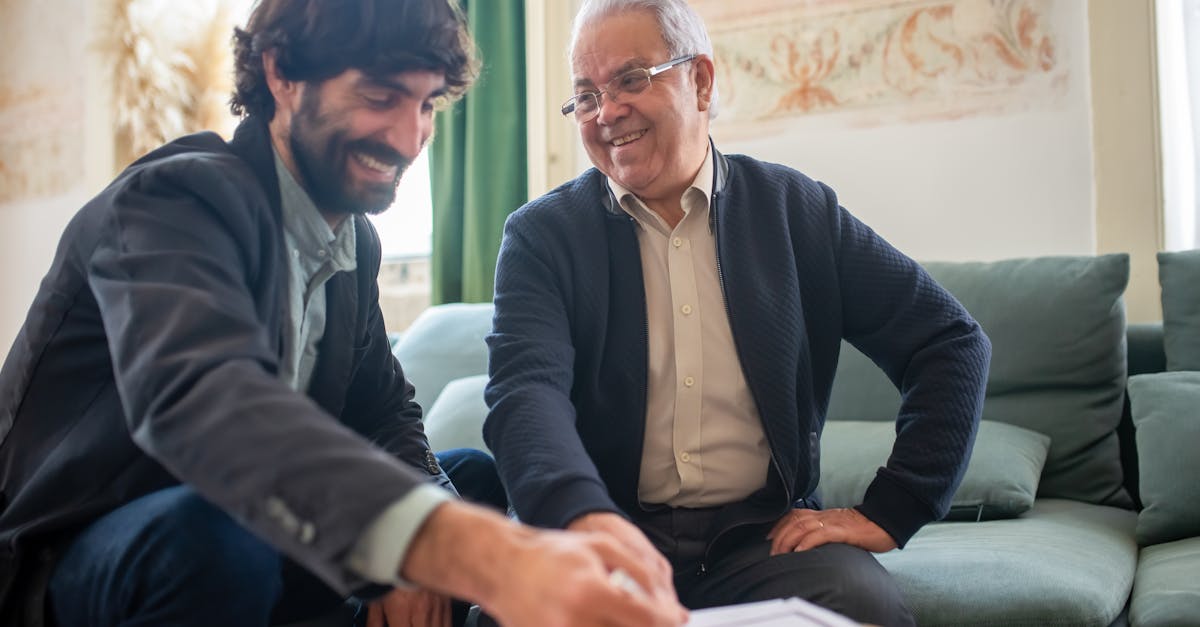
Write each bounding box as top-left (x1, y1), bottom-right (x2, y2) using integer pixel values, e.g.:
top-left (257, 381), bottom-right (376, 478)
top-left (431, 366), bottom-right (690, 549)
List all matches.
top-left (393, 252), bottom-right (1200, 626)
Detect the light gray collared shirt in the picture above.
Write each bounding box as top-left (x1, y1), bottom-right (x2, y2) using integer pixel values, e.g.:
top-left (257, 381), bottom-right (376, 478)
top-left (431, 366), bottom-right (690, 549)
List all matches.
top-left (274, 152), bottom-right (358, 393)
top-left (273, 152), bottom-right (448, 587)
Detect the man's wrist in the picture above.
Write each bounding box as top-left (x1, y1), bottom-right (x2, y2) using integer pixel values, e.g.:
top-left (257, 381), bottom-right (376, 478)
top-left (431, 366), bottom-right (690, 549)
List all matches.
top-left (399, 500), bottom-right (531, 609)
top-left (348, 485), bottom-right (451, 586)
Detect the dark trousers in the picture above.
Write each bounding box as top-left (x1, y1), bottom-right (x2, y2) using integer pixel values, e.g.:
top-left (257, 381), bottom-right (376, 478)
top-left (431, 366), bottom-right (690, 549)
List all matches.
top-left (476, 505), bottom-right (916, 627)
top-left (639, 506), bottom-right (915, 627)
top-left (46, 448), bottom-right (506, 627)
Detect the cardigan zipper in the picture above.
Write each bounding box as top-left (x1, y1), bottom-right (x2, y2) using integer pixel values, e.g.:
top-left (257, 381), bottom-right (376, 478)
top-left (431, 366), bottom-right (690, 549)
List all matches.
top-left (699, 190), bottom-right (792, 576)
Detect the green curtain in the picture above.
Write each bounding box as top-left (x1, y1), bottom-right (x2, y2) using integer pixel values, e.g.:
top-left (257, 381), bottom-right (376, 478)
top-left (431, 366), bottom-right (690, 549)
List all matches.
top-left (430, 0), bottom-right (527, 304)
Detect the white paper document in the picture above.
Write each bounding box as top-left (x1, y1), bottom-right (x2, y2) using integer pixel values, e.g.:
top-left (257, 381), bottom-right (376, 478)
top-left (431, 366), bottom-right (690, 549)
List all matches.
top-left (684, 597), bottom-right (861, 627)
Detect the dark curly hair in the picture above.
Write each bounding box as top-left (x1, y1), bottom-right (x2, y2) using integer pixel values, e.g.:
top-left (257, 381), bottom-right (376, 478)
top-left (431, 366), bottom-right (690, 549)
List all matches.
top-left (230, 0), bottom-right (478, 120)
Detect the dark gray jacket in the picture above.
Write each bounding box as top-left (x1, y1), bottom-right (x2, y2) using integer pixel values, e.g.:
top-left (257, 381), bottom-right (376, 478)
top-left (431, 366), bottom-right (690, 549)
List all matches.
top-left (0, 118), bottom-right (446, 625)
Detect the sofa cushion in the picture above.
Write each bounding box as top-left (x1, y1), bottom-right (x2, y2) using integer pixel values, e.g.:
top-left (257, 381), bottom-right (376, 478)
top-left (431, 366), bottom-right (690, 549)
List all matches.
top-left (1158, 249), bottom-right (1200, 371)
top-left (1129, 371), bottom-right (1200, 546)
top-left (1130, 536), bottom-right (1200, 627)
top-left (819, 420), bottom-right (1049, 520)
top-left (1127, 323), bottom-right (1167, 376)
top-left (876, 499), bottom-right (1138, 627)
top-left (422, 375), bottom-right (491, 454)
top-left (827, 255), bottom-right (1132, 507)
top-left (392, 303), bottom-right (493, 412)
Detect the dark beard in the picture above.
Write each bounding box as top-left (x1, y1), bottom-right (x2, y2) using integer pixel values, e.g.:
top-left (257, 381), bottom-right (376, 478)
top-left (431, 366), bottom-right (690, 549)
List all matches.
top-left (288, 92), bottom-right (411, 216)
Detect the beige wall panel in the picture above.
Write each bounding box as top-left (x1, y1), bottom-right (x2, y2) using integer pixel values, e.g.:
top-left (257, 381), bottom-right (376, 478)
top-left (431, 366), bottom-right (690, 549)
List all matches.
top-left (1089, 0), bottom-right (1164, 323)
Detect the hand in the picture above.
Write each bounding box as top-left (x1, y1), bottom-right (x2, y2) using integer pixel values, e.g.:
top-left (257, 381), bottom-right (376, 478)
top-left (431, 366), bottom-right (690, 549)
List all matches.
top-left (766, 507), bottom-right (898, 555)
top-left (484, 528), bottom-right (688, 627)
top-left (567, 512), bottom-right (677, 609)
top-left (397, 501), bottom-right (687, 627)
top-left (366, 588), bottom-right (451, 627)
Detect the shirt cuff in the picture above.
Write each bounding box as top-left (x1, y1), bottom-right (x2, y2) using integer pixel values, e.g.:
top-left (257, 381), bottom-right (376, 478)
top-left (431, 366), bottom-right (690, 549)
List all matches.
top-left (344, 484), bottom-right (452, 587)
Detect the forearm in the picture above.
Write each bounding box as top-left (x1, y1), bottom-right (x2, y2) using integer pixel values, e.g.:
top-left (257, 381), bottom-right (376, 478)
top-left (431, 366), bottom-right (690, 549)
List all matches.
top-left (346, 485), bottom-right (453, 585)
top-left (399, 500), bottom-right (532, 607)
top-left (859, 322), bottom-right (991, 544)
top-left (485, 389), bottom-right (618, 527)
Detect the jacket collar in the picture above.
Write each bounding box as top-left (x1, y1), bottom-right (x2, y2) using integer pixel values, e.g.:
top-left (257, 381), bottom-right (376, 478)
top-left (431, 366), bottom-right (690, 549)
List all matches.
top-left (229, 116), bottom-right (283, 222)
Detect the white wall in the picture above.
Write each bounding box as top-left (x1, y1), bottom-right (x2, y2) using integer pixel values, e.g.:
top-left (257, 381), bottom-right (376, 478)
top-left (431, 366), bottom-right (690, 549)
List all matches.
top-left (0, 0), bottom-right (102, 353)
top-left (0, 195), bottom-right (85, 351)
top-left (719, 105), bottom-right (1096, 262)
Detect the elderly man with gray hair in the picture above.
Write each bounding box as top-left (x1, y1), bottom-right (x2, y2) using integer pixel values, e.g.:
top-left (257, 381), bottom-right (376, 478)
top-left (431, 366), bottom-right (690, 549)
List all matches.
top-left (484, 1), bottom-right (992, 624)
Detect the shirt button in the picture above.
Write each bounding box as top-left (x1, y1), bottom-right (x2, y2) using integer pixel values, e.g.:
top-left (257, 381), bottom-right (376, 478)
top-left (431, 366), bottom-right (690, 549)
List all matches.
top-left (673, 237), bottom-right (683, 248)
top-left (317, 249), bottom-right (328, 258)
top-left (684, 376), bottom-right (695, 387)
top-left (681, 305), bottom-right (693, 315)
top-left (680, 451), bottom-right (691, 463)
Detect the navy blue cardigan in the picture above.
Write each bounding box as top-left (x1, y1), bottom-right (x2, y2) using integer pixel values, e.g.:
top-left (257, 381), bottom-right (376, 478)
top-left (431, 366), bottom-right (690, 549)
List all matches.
top-left (484, 147), bottom-right (990, 549)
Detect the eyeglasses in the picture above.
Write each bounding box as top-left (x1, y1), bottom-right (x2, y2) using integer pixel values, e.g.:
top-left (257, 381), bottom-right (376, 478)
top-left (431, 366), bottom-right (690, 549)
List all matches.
top-left (561, 54), bottom-right (697, 124)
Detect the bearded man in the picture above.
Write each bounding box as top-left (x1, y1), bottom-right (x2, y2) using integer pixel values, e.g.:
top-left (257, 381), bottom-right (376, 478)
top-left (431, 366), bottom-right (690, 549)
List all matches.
top-left (0, 2), bottom-right (687, 627)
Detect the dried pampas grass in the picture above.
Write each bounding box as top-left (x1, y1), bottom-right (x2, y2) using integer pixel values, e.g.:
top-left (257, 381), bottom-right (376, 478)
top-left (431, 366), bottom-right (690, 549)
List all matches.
top-left (98, 0), bottom-right (240, 168)
top-left (184, 2), bottom-right (235, 136)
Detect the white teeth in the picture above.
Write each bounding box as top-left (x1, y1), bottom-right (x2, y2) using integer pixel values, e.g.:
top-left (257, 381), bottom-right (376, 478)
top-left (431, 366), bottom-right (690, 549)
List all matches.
top-left (611, 130), bottom-right (646, 146)
top-left (356, 152), bottom-right (395, 174)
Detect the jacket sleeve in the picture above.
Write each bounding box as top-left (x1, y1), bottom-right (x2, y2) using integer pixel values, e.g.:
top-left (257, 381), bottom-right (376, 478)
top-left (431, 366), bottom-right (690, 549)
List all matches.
top-left (89, 158), bottom-right (430, 594)
top-left (483, 209), bottom-right (621, 529)
top-left (822, 182), bottom-right (992, 546)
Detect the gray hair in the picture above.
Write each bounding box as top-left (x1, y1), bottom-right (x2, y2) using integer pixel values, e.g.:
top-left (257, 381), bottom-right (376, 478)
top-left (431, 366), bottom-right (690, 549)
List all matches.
top-left (570, 0), bottom-right (719, 119)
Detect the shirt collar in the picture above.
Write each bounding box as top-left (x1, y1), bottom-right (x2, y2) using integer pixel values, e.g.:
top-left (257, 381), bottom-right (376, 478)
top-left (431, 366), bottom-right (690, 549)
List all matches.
top-left (273, 150), bottom-right (357, 273)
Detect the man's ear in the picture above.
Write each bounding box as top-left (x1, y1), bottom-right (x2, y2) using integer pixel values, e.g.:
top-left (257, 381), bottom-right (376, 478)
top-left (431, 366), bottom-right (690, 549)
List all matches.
top-left (262, 51), bottom-right (301, 121)
top-left (692, 54), bottom-right (716, 113)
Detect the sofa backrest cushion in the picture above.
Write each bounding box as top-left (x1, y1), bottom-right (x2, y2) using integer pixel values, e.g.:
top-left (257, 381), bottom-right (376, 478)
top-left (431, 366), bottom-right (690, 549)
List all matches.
top-left (1129, 371), bottom-right (1200, 546)
top-left (1158, 250), bottom-right (1200, 371)
top-left (392, 303), bottom-right (493, 413)
top-left (827, 255), bottom-right (1132, 507)
top-left (423, 375), bottom-right (492, 454)
top-left (820, 420), bottom-right (1050, 520)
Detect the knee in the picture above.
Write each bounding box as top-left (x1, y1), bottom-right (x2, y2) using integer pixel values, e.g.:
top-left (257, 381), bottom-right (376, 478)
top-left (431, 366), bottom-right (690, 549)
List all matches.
top-left (803, 549), bottom-right (912, 627)
top-left (821, 577), bottom-right (912, 627)
top-left (51, 486), bottom-right (283, 626)
top-left (438, 449), bottom-right (508, 511)
top-left (139, 487), bottom-right (282, 600)
top-left (749, 544), bottom-right (913, 627)
top-left (438, 448), bottom-right (496, 479)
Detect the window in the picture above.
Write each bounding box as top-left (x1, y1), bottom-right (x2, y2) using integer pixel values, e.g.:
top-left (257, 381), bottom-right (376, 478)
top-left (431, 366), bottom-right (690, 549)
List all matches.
top-left (1157, 0), bottom-right (1200, 251)
top-left (368, 151), bottom-right (433, 259)
top-left (369, 152), bottom-right (435, 333)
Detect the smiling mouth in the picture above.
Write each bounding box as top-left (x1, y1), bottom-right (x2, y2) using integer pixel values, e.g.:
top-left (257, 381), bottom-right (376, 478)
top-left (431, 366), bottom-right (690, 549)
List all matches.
top-left (352, 151), bottom-right (399, 178)
top-left (610, 130), bottom-right (646, 147)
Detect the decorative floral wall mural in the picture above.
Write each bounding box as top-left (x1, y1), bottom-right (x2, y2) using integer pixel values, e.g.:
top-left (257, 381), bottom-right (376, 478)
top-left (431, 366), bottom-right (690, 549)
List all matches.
top-left (693, 0), bottom-right (1067, 129)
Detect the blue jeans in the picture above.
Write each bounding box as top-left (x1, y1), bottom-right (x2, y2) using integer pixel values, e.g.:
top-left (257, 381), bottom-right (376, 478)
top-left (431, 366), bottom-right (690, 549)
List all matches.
top-left (47, 448), bottom-right (504, 627)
